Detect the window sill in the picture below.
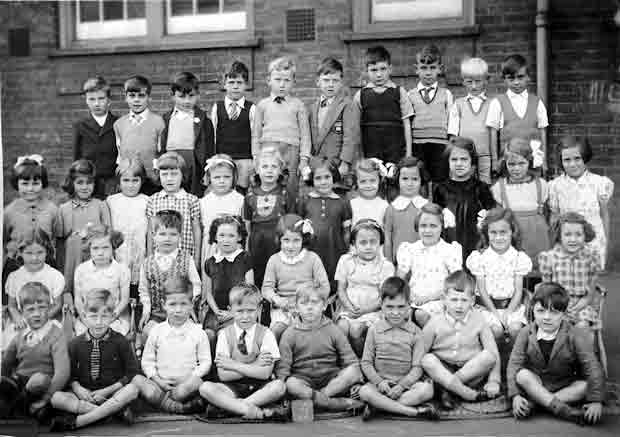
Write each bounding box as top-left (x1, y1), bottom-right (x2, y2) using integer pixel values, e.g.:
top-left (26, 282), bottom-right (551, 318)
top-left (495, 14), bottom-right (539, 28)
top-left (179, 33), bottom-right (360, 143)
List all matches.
top-left (50, 37), bottom-right (262, 57)
top-left (341, 25), bottom-right (480, 42)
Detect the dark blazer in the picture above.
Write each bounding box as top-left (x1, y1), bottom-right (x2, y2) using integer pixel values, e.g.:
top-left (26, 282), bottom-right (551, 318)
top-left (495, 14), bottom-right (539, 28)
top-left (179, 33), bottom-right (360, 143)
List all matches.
top-left (72, 112), bottom-right (119, 178)
top-left (507, 321), bottom-right (604, 402)
top-left (160, 106), bottom-right (215, 197)
top-left (309, 92), bottom-right (359, 165)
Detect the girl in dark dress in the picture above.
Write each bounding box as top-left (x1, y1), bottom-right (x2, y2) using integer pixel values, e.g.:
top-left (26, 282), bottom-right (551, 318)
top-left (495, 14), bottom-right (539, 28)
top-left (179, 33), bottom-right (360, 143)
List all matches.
top-left (433, 136), bottom-right (496, 264)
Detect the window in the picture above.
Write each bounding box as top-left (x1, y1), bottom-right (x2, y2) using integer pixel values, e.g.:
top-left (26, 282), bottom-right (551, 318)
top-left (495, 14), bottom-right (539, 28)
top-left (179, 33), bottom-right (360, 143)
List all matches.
top-left (350, 0), bottom-right (476, 39)
top-left (57, 0), bottom-right (256, 54)
top-left (75, 0), bottom-right (146, 40)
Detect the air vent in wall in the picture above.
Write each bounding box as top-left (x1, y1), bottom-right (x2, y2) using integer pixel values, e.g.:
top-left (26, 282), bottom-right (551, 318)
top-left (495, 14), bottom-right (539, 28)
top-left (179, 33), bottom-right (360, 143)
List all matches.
top-left (9, 28), bottom-right (30, 57)
top-left (286, 9), bottom-right (315, 42)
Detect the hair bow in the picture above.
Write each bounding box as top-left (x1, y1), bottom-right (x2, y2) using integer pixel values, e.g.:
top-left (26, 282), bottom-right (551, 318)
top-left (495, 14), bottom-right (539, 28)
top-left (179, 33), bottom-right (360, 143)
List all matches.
top-left (530, 140), bottom-right (544, 169)
top-left (152, 158), bottom-right (159, 171)
top-left (301, 165), bottom-right (312, 182)
top-left (368, 158), bottom-right (392, 179)
top-left (205, 156), bottom-right (235, 172)
top-left (294, 219), bottom-right (314, 235)
top-left (442, 208), bottom-right (456, 228)
top-left (476, 209), bottom-right (488, 230)
top-left (14, 154), bottom-right (44, 168)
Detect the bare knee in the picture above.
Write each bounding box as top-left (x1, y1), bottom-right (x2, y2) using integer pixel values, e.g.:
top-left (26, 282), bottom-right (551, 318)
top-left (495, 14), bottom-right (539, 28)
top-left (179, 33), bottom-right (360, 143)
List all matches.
top-left (124, 383), bottom-right (140, 400)
top-left (199, 381), bottom-right (218, 398)
top-left (358, 383), bottom-right (375, 402)
top-left (286, 377), bottom-right (311, 399)
top-left (479, 349), bottom-right (497, 369)
top-left (515, 369), bottom-right (537, 387)
top-left (349, 323), bottom-right (367, 341)
top-left (268, 379), bottom-right (287, 398)
top-left (50, 391), bottom-right (69, 408)
top-left (421, 353), bottom-right (440, 372)
top-left (337, 318), bottom-right (350, 335)
top-left (205, 329), bottom-right (216, 345)
top-left (271, 323), bottom-right (288, 342)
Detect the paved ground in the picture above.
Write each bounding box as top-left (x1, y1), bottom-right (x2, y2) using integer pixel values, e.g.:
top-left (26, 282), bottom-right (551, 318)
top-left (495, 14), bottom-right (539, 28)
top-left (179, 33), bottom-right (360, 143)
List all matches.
top-left (3, 273), bottom-right (620, 437)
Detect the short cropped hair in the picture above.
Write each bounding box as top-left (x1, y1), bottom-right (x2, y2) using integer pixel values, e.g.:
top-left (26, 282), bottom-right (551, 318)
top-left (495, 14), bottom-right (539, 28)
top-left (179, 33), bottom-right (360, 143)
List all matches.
top-left (268, 57), bottom-right (296, 77)
top-left (414, 202), bottom-right (444, 232)
top-left (116, 157), bottom-right (147, 180)
top-left (124, 75), bottom-right (152, 94)
top-left (171, 71), bottom-right (199, 94)
top-left (19, 282), bottom-right (51, 309)
top-left (225, 61), bottom-right (249, 82)
top-left (380, 276), bottom-right (410, 302)
top-left (460, 57), bottom-right (488, 77)
top-left (296, 283), bottom-right (328, 302)
top-left (444, 270), bottom-right (476, 297)
top-left (83, 76), bottom-right (111, 97)
top-left (317, 57), bottom-right (343, 76)
top-left (365, 45), bottom-right (391, 66)
top-left (557, 136), bottom-right (593, 168)
top-left (531, 282), bottom-right (569, 313)
top-left (229, 283), bottom-right (262, 307)
top-left (416, 44), bottom-right (442, 65)
top-left (83, 288), bottom-right (115, 313)
top-left (10, 157), bottom-right (49, 189)
top-left (501, 54), bottom-right (528, 77)
top-left (85, 224), bottom-right (124, 252)
top-left (153, 209), bottom-right (183, 233)
top-left (551, 212), bottom-right (596, 245)
top-left (162, 274), bottom-right (191, 299)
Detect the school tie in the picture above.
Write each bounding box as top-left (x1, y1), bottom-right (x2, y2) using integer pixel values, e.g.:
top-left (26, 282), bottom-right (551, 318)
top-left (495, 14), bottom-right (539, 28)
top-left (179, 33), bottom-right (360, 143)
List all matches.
top-left (274, 96), bottom-right (285, 104)
top-left (90, 338), bottom-right (101, 380)
top-left (421, 87), bottom-right (432, 104)
top-left (228, 102), bottom-right (240, 120)
top-left (130, 112), bottom-right (144, 126)
top-left (320, 98), bottom-right (329, 108)
top-left (238, 330), bottom-right (248, 355)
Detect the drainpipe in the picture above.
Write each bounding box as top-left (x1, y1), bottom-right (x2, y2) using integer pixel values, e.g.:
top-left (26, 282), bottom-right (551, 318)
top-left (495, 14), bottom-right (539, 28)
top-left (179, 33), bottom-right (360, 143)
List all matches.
top-left (536, 0), bottom-right (550, 108)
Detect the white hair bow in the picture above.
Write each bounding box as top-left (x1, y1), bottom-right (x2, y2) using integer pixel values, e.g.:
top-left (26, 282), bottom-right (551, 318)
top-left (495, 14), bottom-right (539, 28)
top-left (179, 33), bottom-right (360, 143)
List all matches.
top-left (368, 158), bottom-right (396, 178)
top-left (530, 140), bottom-right (544, 169)
top-left (205, 156), bottom-right (235, 172)
top-left (152, 158), bottom-right (159, 171)
top-left (477, 209), bottom-right (488, 230)
top-left (15, 154), bottom-right (43, 168)
top-left (301, 165), bottom-right (312, 182)
top-left (294, 219), bottom-right (314, 235)
top-left (442, 208), bottom-right (456, 228)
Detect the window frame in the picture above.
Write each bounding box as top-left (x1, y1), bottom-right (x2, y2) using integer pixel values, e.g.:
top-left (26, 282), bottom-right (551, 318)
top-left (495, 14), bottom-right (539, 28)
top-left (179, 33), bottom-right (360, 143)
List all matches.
top-left (57, 0), bottom-right (256, 53)
top-left (349, 0), bottom-right (477, 40)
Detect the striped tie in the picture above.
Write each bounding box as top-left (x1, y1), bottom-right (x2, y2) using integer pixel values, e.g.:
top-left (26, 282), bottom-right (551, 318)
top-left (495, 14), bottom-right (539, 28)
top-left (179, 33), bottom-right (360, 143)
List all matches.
top-left (90, 338), bottom-right (101, 380)
top-left (238, 330), bottom-right (248, 355)
top-left (229, 102), bottom-right (239, 120)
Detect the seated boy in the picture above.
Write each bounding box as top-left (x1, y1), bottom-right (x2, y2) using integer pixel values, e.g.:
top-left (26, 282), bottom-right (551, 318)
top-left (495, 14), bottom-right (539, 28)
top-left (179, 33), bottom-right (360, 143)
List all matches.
top-left (359, 277), bottom-right (437, 420)
top-left (508, 282), bottom-right (604, 425)
top-left (276, 284), bottom-right (362, 413)
top-left (199, 284), bottom-right (288, 420)
top-left (0, 282), bottom-right (70, 420)
top-left (132, 275), bottom-right (210, 414)
top-left (50, 289), bottom-right (140, 431)
top-left (421, 271), bottom-right (501, 409)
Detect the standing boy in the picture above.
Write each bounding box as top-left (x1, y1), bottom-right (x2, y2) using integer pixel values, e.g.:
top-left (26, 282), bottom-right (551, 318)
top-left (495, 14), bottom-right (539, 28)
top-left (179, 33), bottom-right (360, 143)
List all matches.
top-left (508, 282), bottom-right (604, 425)
top-left (276, 284), bottom-right (362, 415)
top-left (486, 54), bottom-right (549, 174)
top-left (211, 61), bottom-right (255, 192)
top-left (447, 58), bottom-right (494, 184)
top-left (409, 44), bottom-right (453, 184)
top-left (421, 271), bottom-right (501, 409)
top-left (309, 57), bottom-right (358, 180)
top-left (252, 57), bottom-right (311, 197)
top-left (132, 275), bottom-right (210, 414)
top-left (359, 277), bottom-right (437, 420)
top-left (114, 75), bottom-right (165, 195)
top-left (352, 46), bottom-right (413, 163)
top-left (0, 282), bottom-right (70, 420)
top-left (199, 284), bottom-right (288, 421)
top-left (73, 76), bottom-right (119, 199)
top-left (161, 72), bottom-right (215, 197)
top-left (50, 289), bottom-right (139, 431)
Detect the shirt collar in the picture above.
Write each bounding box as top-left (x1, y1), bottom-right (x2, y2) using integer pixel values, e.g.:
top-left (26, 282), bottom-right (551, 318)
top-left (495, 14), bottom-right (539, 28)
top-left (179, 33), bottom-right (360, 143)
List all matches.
top-left (129, 108), bottom-right (150, 119)
top-left (270, 93), bottom-right (287, 102)
top-left (23, 320), bottom-right (54, 343)
top-left (391, 195), bottom-right (427, 211)
top-left (562, 169), bottom-right (590, 184)
top-left (536, 327), bottom-right (559, 341)
top-left (488, 245), bottom-right (517, 259)
top-left (466, 92), bottom-right (487, 101)
top-left (417, 81), bottom-right (438, 91)
top-left (72, 198), bottom-right (92, 208)
top-left (163, 319), bottom-right (192, 332)
top-left (279, 248), bottom-right (307, 265)
top-left (552, 244), bottom-right (588, 260)
top-left (506, 89), bottom-right (528, 100)
top-left (374, 316), bottom-right (417, 333)
top-left (173, 107), bottom-right (194, 119)
top-left (85, 328), bottom-right (112, 342)
top-left (156, 248), bottom-right (179, 260)
top-left (308, 191), bottom-right (340, 199)
top-left (365, 80), bottom-right (397, 89)
top-left (91, 112), bottom-right (109, 126)
top-left (234, 322), bottom-right (256, 338)
top-left (213, 248), bottom-right (242, 263)
top-left (163, 188), bottom-right (186, 199)
top-left (225, 96), bottom-right (246, 108)
top-left (445, 310), bottom-right (471, 327)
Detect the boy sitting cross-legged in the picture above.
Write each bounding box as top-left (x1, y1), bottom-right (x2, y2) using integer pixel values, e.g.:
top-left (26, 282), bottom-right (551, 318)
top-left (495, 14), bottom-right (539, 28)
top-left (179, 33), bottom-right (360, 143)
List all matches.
top-left (359, 277), bottom-right (437, 420)
top-left (50, 289), bottom-right (140, 431)
top-left (199, 284), bottom-right (288, 421)
top-left (508, 282), bottom-right (604, 425)
top-left (132, 275), bottom-right (210, 414)
top-left (276, 284), bottom-right (363, 414)
top-left (421, 270), bottom-right (501, 409)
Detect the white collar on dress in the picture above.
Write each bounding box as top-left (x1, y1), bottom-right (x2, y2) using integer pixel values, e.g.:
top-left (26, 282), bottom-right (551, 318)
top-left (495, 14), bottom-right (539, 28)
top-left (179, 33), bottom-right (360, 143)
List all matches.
top-left (391, 195), bottom-right (427, 211)
top-left (213, 248), bottom-right (242, 263)
top-left (279, 249), bottom-right (307, 265)
top-left (308, 191), bottom-right (340, 199)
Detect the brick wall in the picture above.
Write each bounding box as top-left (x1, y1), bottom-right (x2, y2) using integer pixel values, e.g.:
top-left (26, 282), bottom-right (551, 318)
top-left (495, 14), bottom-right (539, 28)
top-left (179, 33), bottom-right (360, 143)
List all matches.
top-left (1, 0), bottom-right (618, 265)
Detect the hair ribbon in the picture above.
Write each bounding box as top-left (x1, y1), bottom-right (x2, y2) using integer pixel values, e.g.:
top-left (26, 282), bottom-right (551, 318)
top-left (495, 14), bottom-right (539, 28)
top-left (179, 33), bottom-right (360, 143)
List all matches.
top-left (294, 219), bottom-right (314, 235)
top-left (205, 156), bottom-right (235, 172)
top-left (15, 154), bottom-right (44, 168)
top-left (530, 140), bottom-right (544, 169)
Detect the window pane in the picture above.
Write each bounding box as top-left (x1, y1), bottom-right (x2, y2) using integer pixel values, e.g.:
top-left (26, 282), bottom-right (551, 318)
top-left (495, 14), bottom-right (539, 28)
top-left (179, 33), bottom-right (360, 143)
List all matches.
top-left (197, 0), bottom-right (219, 14)
top-left (171, 0), bottom-right (194, 16)
top-left (127, 0), bottom-right (145, 18)
top-left (372, 0), bottom-right (462, 22)
top-left (103, 0), bottom-right (124, 20)
top-left (223, 0), bottom-right (244, 12)
top-left (79, 0), bottom-right (100, 22)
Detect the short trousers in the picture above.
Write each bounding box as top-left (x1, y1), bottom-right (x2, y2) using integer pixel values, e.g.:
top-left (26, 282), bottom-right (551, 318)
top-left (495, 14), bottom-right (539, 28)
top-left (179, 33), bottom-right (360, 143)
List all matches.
top-left (438, 359), bottom-right (486, 389)
top-left (223, 378), bottom-right (269, 398)
top-left (294, 369), bottom-right (342, 391)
